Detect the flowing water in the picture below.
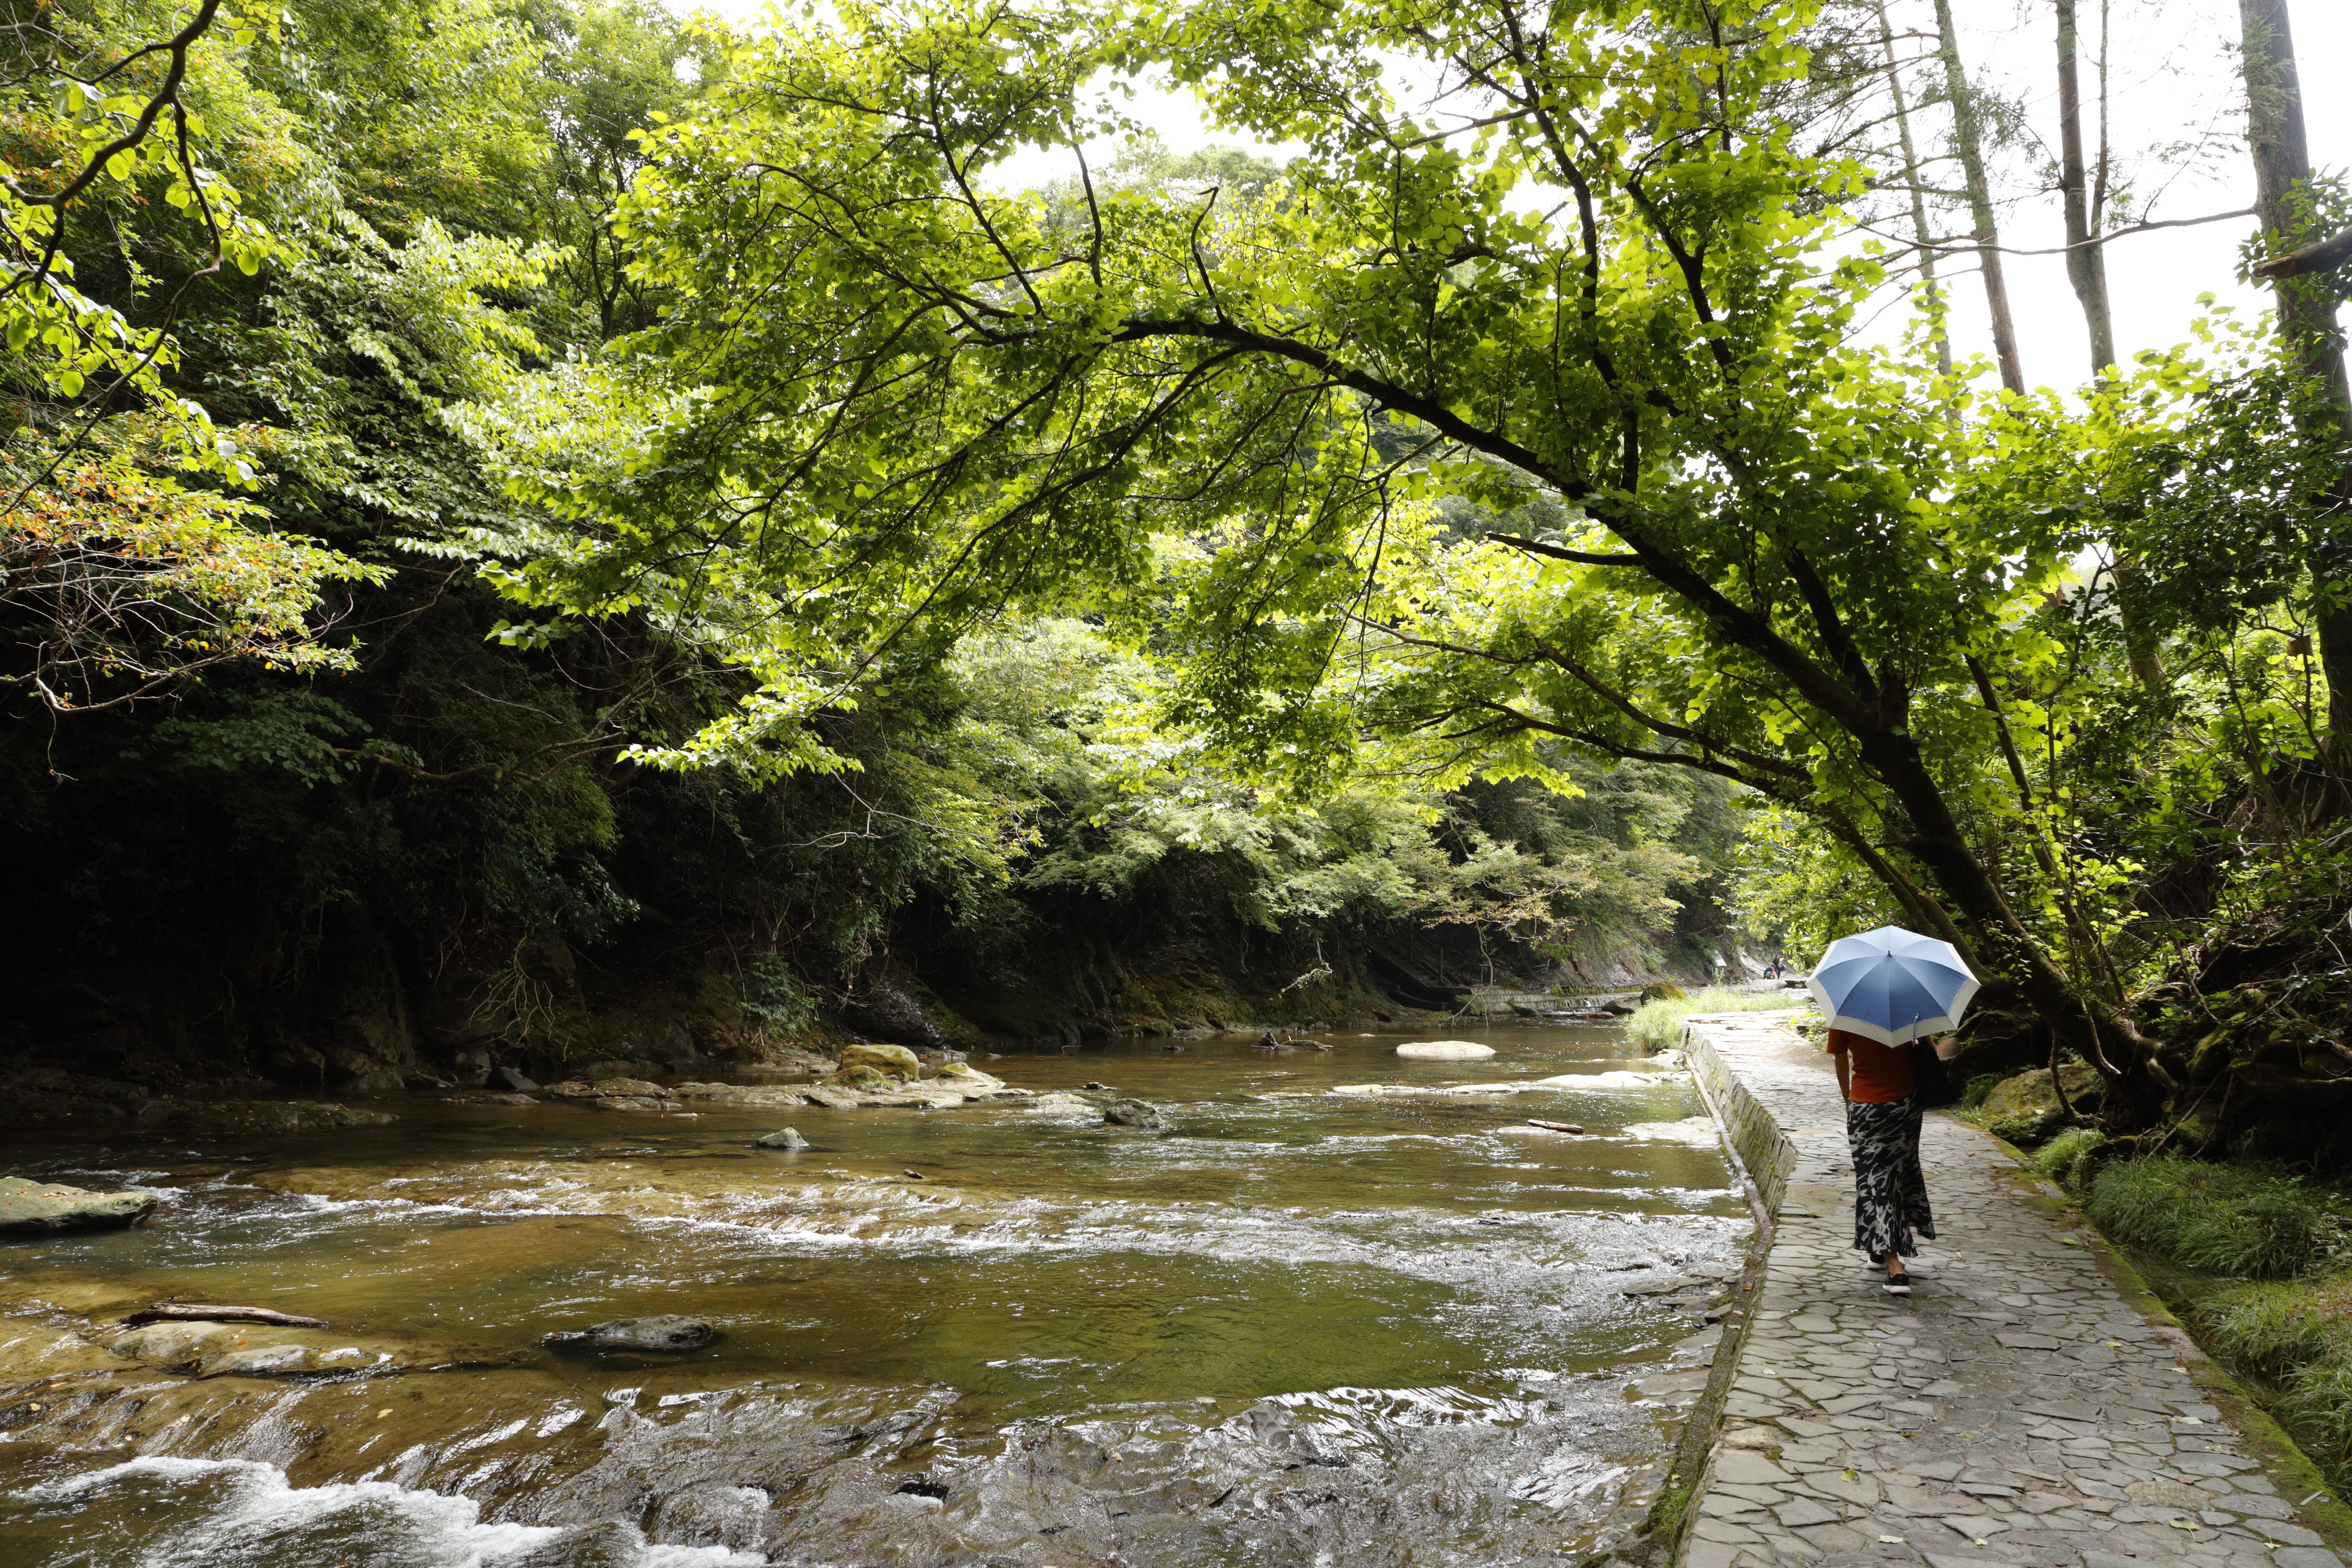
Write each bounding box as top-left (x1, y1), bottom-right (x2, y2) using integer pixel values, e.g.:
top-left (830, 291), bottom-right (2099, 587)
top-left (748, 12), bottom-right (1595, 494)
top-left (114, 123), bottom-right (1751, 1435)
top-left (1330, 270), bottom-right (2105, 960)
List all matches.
top-left (0, 1026), bottom-right (1752, 1567)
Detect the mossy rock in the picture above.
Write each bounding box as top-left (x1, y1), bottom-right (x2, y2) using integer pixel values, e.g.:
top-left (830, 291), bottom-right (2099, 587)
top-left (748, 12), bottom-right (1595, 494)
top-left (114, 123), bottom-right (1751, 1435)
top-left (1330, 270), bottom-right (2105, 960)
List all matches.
top-left (839, 1041), bottom-right (922, 1080)
top-left (1980, 1063), bottom-right (2101, 1144)
top-left (1638, 982), bottom-right (1687, 1004)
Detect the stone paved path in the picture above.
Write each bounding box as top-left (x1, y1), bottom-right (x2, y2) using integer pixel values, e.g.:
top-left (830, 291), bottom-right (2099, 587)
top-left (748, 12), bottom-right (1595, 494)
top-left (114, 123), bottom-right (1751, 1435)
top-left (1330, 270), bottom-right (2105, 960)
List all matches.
top-left (1677, 1013), bottom-right (2348, 1568)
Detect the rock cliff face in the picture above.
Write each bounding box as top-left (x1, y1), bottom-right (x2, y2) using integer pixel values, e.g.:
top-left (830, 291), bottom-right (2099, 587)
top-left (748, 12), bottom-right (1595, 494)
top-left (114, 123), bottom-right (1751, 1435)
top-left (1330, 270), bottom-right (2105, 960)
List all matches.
top-left (0, 868), bottom-right (1745, 1114)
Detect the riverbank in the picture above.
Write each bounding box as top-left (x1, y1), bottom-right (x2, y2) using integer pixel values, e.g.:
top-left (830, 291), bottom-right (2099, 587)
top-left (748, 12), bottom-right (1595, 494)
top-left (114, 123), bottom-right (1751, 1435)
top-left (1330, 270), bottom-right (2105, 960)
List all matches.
top-left (1672, 1010), bottom-right (2352, 1568)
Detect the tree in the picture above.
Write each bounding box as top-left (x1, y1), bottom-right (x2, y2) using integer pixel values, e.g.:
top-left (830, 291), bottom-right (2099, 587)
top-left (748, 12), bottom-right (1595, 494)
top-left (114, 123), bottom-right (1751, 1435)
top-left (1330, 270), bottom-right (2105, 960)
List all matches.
top-left (471, 0), bottom-right (2207, 1113)
top-left (1929, 0), bottom-right (2025, 393)
top-left (2, 0), bottom-right (377, 715)
top-left (2238, 0), bottom-right (2352, 751)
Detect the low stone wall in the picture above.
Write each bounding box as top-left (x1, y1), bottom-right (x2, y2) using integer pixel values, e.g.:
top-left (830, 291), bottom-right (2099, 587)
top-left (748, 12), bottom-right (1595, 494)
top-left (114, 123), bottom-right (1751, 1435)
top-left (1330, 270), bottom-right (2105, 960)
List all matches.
top-left (1679, 1013), bottom-right (1801, 1222)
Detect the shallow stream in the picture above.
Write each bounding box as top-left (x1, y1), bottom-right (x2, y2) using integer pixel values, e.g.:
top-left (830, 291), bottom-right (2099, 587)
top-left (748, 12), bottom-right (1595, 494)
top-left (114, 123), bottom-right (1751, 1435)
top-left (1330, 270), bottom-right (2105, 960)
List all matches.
top-left (0, 1026), bottom-right (1750, 1567)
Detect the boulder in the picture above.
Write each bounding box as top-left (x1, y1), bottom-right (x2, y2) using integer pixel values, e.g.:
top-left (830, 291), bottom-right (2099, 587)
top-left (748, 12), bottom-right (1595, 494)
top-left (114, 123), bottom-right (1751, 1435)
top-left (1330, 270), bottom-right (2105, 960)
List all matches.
top-left (542, 1315), bottom-right (722, 1354)
top-left (544, 1077), bottom-right (670, 1100)
top-left (0, 1176), bottom-right (159, 1237)
top-left (486, 1065), bottom-right (540, 1093)
top-left (1980, 1064), bottom-right (2102, 1143)
top-left (839, 1041), bottom-right (923, 1080)
top-left (1102, 1097), bottom-right (1166, 1129)
top-left (754, 1127), bottom-right (811, 1150)
top-left (1638, 982), bottom-right (1687, 1003)
top-left (592, 1096), bottom-right (674, 1113)
top-left (1395, 1040), bottom-right (1496, 1060)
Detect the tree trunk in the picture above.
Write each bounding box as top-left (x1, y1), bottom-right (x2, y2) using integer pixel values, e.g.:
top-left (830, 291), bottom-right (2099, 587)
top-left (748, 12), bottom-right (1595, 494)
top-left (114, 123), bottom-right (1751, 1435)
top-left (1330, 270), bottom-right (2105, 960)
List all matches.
top-left (2053, 0), bottom-right (2114, 373)
top-left (2056, 0), bottom-right (2163, 689)
top-left (2240, 0), bottom-right (2352, 750)
top-left (1932, 0), bottom-right (2027, 395)
top-left (1854, 722), bottom-right (2171, 1124)
top-left (1878, 0), bottom-right (1953, 382)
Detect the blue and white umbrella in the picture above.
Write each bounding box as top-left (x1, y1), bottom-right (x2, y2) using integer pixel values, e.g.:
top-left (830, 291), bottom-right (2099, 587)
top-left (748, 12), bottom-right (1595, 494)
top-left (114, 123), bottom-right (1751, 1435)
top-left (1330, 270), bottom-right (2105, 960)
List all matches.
top-left (1806, 925), bottom-right (1980, 1045)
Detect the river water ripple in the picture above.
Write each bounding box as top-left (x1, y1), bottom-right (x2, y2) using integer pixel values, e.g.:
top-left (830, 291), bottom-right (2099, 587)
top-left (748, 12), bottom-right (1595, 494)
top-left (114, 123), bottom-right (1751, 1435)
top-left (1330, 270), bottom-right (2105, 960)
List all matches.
top-left (0, 1026), bottom-right (1750, 1567)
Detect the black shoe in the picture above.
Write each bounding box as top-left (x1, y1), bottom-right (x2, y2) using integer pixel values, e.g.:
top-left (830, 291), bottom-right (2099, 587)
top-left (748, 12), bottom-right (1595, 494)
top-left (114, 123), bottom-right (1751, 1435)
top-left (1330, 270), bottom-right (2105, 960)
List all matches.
top-left (1883, 1273), bottom-right (1912, 1296)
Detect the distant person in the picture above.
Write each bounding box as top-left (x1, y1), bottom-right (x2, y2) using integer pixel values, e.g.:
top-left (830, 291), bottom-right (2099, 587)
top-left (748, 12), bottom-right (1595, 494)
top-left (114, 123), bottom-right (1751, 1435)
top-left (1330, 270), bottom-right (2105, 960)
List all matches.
top-left (1827, 1026), bottom-right (1936, 1295)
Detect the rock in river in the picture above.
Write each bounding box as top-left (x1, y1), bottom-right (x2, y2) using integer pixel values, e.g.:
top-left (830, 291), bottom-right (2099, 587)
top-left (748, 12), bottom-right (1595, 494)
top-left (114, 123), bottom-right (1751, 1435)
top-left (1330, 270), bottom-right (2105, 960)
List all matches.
top-left (754, 1127), bottom-right (811, 1150)
top-left (1395, 1040), bottom-right (1496, 1060)
top-left (0, 1176), bottom-right (159, 1237)
top-left (545, 1077), bottom-right (670, 1101)
top-left (486, 1065), bottom-right (540, 1092)
top-left (839, 1041), bottom-right (924, 1080)
top-left (1102, 1097), bottom-right (1167, 1130)
top-left (543, 1315), bottom-right (723, 1354)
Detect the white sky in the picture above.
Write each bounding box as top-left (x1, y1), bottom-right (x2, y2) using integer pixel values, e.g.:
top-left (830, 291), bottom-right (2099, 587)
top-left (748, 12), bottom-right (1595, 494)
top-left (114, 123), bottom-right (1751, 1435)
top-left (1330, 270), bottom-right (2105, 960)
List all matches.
top-left (691, 0), bottom-right (2352, 394)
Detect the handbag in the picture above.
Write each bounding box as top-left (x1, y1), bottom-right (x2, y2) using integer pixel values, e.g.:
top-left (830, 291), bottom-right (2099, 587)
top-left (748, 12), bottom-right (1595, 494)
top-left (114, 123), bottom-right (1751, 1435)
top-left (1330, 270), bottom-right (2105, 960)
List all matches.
top-left (1909, 1036), bottom-right (1960, 1109)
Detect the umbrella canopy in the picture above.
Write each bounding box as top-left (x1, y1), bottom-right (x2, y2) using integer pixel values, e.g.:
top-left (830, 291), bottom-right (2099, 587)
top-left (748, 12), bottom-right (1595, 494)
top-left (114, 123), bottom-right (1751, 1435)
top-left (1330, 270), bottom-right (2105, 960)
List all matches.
top-left (1806, 925), bottom-right (1980, 1046)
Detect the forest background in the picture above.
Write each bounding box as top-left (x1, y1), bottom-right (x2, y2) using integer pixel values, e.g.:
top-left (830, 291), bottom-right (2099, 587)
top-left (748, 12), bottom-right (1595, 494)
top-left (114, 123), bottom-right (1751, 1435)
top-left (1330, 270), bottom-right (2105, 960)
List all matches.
top-left (3, 0), bottom-right (2348, 1177)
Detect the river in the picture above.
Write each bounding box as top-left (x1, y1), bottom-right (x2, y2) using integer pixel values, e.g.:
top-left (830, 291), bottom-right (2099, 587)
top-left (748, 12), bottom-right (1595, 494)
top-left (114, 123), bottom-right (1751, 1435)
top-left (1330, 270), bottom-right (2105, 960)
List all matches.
top-left (0, 1024), bottom-right (1750, 1567)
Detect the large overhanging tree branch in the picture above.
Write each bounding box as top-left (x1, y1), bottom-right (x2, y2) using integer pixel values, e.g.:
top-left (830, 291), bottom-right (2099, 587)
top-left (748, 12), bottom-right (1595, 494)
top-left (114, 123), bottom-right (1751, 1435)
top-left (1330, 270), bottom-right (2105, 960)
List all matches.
top-left (475, 0), bottom-right (2179, 1118)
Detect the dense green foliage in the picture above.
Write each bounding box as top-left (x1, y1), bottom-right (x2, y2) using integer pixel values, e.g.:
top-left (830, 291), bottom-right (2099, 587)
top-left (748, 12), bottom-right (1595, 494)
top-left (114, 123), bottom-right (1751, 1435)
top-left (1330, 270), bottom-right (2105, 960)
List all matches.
top-left (3, 0), bottom-right (2347, 1154)
top-left (1, 0), bottom-right (1762, 1087)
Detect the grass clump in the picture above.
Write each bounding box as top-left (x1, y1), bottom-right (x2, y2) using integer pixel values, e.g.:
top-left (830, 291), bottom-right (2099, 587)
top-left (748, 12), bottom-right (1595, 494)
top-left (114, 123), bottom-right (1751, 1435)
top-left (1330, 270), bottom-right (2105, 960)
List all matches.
top-left (1623, 986), bottom-right (1810, 1054)
top-left (2085, 1158), bottom-right (2347, 1279)
top-left (2201, 1271), bottom-right (2352, 1493)
top-left (2032, 1127), bottom-right (2111, 1188)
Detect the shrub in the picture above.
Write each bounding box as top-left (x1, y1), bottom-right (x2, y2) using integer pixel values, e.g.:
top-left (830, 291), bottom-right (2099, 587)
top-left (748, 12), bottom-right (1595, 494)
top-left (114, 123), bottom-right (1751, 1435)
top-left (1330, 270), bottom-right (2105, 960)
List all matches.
top-left (1961, 1072), bottom-right (2002, 1110)
top-left (1624, 986), bottom-right (1810, 1054)
top-left (2085, 1159), bottom-right (2348, 1279)
top-left (2033, 1127), bottom-right (2111, 1188)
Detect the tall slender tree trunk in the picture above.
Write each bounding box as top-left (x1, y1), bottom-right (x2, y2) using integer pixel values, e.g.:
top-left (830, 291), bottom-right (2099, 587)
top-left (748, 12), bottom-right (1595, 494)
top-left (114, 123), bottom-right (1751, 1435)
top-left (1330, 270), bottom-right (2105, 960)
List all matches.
top-left (2240, 0), bottom-right (2352, 752)
top-left (1877, 0), bottom-right (1954, 383)
top-left (2057, 0), bottom-right (2162, 688)
top-left (2053, 0), bottom-right (2114, 372)
top-left (1932, 0), bottom-right (2026, 394)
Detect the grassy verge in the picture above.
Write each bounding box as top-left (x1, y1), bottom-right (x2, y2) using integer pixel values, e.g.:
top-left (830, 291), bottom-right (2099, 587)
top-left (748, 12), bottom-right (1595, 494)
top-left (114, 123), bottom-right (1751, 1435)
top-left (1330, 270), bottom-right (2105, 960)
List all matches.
top-left (1623, 986), bottom-right (1811, 1054)
top-left (2071, 1155), bottom-right (2352, 1499)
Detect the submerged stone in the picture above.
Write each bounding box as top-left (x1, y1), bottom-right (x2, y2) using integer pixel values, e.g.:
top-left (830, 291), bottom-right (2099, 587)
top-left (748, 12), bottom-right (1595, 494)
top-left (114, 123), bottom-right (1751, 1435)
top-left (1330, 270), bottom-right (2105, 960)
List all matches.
top-left (542, 1315), bottom-right (723, 1354)
top-left (545, 1077), bottom-right (669, 1100)
top-left (136, 1101), bottom-right (395, 1133)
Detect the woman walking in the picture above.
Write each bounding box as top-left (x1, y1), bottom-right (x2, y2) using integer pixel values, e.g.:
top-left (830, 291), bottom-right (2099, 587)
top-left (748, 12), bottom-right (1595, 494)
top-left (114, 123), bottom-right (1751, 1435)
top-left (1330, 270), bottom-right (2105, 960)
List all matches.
top-left (1828, 1026), bottom-right (1935, 1295)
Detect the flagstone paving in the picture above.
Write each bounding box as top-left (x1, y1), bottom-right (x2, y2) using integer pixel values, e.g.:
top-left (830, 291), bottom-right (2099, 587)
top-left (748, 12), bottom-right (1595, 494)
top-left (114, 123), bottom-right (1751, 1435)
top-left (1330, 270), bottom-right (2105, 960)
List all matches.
top-left (1674, 1012), bottom-right (2348, 1568)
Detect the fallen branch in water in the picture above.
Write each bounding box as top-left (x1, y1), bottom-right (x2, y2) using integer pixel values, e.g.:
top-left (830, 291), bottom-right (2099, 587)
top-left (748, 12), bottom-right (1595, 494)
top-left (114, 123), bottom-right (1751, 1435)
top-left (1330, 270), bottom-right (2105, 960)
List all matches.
top-left (121, 1302), bottom-right (329, 1329)
top-left (1526, 1119), bottom-right (1587, 1134)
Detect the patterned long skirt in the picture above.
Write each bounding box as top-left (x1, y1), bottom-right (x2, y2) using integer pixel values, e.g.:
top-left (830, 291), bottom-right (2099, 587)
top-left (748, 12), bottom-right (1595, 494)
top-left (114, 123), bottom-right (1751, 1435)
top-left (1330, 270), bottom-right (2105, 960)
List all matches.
top-left (1847, 1097), bottom-right (1935, 1259)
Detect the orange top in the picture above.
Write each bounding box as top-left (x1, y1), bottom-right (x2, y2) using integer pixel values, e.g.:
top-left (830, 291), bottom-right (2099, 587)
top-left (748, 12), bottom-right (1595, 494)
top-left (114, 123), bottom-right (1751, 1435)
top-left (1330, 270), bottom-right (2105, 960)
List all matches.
top-left (1828, 1028), bottom-right (1914, 1103)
